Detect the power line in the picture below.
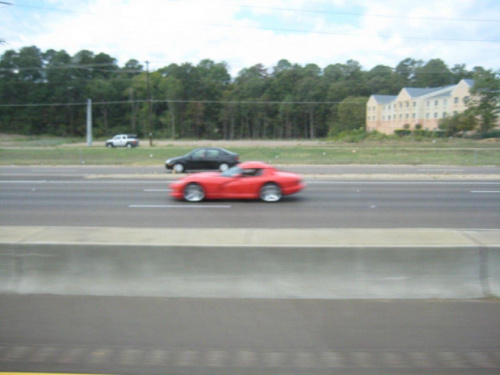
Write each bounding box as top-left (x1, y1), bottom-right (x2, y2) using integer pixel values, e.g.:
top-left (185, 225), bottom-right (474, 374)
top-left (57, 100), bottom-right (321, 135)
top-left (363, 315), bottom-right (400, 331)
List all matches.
top-left (13, 0), bottom-right (500, 24)
top-left (0, 99), bottom-right (346, 108)
top-left (0, 63), bottom-right (120, 72)
top-left (9, 2), bottom-right (500, 43)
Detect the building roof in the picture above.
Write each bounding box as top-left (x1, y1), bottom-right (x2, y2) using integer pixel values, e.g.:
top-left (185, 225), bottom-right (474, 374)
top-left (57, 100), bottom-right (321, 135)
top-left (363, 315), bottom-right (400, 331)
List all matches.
top-left (372, 95), bottom-right (396, 104)
top-left (368, 79), bottom-right (475, 105)
top-left (404, 85), bottom-right (454, 98)
top-left (463, 79), bottom-right (474, 87)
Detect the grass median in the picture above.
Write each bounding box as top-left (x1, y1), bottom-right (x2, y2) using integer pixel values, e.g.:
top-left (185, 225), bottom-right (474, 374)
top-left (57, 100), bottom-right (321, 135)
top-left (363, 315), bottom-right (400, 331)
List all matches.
top-left (0, 137), bottom-right (499, 166)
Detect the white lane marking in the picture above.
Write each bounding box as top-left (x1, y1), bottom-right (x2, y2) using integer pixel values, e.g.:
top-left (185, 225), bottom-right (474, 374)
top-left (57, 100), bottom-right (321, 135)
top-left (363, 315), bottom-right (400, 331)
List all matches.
top-left (129, 204), bottom-right (231, 208)
top-left (0, 180), bottom-right (47, 183)
top-left (471, 191), bottom-right (500, 193)
top-left (2, 180), bottom-right (499, 186)
top-left (307, 181), bottom-right (500, 185)
top-left (417, 169), bottom-right (465, 172)
top-left (0, 180), bottom-right (163, 184)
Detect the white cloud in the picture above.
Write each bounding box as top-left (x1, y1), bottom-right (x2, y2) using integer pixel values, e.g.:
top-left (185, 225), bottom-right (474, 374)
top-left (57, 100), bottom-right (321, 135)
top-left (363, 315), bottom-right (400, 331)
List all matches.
top-left (2, 0), bottom-right (499, 76)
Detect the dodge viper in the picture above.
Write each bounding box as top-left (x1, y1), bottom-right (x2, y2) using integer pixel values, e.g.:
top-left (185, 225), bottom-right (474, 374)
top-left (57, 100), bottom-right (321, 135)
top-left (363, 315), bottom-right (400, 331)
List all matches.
top-left (170, 161), bottom-right (305, 202)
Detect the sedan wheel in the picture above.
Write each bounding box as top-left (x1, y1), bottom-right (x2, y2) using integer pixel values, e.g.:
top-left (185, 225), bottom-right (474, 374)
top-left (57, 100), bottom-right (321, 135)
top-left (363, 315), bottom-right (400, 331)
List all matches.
top-left (184, 183), bottom-right (205, 202)
top-left (219, 163), bottom-right (229, 172)
top-left (173, 163), bottom-right (184, 173)
top-left (260, 183), bottom-right (282, 202)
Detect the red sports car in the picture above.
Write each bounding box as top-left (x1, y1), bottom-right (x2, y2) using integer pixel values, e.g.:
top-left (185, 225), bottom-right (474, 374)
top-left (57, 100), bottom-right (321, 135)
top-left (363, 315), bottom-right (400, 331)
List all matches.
top-left (170, 161), bottom-right (305, 202)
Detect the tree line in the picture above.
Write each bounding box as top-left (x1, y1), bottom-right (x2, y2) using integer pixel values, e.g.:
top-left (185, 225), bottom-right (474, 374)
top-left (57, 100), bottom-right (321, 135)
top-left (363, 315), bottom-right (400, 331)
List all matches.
top-left (0, 45), bottom-right (497, 139)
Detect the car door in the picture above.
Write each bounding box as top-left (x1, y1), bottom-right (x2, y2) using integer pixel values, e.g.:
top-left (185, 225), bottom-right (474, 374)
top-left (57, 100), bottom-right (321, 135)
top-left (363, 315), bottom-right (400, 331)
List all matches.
top-left (188, 148), bottom-right (207, 170)
top-left (115, 135), bottom-right (126, 147)
top-left (205, 148), bottom-right (221, 169)
top-left (223, 168), bottom-right (264, 198)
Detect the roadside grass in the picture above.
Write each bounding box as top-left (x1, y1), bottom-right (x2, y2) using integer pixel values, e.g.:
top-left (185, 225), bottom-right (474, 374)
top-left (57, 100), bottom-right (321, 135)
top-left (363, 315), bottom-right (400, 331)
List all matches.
top-left (1, 138), bottom-right (499, 166)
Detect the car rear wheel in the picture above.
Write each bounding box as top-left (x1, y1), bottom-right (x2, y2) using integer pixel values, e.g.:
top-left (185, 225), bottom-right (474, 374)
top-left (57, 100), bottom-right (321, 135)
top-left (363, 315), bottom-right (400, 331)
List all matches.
top-left (219, 163), bottom-right (229, 172)
top-left (173, 163), bottom-right (185, 173)
top-left (183, 183), bottom-right (204, 202)
top-left (260, 183), bottom-right (282, 202)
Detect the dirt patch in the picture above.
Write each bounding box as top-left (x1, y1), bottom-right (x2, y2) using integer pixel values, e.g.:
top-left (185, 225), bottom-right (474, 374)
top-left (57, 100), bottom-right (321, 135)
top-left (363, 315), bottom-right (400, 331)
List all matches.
top-left (64, 139), bottom-right (332, 148)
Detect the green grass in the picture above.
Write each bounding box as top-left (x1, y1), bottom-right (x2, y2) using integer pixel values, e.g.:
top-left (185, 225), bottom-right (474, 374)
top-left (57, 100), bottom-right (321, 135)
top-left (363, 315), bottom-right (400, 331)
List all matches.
top-left (1, 142), bottom-right (499, 166)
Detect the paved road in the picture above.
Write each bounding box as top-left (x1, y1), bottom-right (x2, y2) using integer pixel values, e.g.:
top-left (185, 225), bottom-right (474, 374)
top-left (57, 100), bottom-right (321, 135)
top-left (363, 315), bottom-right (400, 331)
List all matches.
top-left (1, 295), bottom-right (499, 374)
top-left (1, 166), bottom-right (499, 374)
top-left (1, 167), bottom-right (499, 228)
top-left (1, 165), bottom-right (499, 176)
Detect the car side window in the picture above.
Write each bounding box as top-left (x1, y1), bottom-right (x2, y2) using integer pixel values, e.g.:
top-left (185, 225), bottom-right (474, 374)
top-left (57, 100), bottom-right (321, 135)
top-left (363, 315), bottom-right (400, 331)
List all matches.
top-left (241, 168), bottom-right (262, 177)
top-left (192, 149), bottom-right (205, 159)
top-left (206, 149), bottom-right (219, 158)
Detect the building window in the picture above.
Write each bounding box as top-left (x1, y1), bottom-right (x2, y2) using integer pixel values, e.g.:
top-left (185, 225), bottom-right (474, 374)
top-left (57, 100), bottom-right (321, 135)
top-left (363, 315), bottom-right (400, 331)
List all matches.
top-left (454, 97), bottom-right (459, 104)
top-left (412, 113), bottom-right (416, 119)
top-left (434, 112), bottom-right (438, 118)
top-left (427, 101), bottom-right (430, 107)
top-left (435, 100), bottom-right (439, 106)
top-left (413, 101), bottom-right (416, 107)
top-left (443, 99), bottom-right (447, 105)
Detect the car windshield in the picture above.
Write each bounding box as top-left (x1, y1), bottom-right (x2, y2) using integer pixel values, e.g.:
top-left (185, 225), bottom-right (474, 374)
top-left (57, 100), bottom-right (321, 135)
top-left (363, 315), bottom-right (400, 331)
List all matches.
top-left (221, 165), bottom-right (241, 177)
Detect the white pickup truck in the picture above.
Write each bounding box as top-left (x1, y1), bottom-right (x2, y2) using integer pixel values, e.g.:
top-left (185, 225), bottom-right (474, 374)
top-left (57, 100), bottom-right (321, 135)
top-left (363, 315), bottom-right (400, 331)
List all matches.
top-left (105, 134), bottom-right (139, 148)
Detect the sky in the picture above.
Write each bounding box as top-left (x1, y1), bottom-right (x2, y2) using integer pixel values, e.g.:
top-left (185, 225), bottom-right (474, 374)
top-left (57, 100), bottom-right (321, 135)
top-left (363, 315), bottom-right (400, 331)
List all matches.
top-left (1, 0), bottom-right (499, 77)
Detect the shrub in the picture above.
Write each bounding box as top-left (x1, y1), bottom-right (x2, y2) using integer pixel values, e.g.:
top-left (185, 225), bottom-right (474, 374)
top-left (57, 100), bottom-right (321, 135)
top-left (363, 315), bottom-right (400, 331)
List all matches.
top-left (394, 129), bottom-right (411, 137)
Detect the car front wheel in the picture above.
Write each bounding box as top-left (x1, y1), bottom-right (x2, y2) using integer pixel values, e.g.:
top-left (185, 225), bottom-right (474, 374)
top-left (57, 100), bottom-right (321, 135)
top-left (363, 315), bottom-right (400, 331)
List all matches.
top-left (183, 183), bottom-right (205, 202)
top-left (173, 163), bottom-right (185, 173)
top-left (260, 183), bottom-right (282, 202)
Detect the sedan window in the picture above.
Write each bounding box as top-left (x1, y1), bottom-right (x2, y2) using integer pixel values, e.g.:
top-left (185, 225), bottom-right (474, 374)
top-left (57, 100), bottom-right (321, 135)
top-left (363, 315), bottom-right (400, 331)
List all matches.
top-left (191, 149), bottom-right (206, 159)
top-left (206, 149), bottom-right (220, 158)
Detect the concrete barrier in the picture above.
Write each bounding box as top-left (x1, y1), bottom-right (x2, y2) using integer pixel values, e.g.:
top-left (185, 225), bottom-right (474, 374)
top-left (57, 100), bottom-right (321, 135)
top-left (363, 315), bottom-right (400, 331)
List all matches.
top-left (1, 244), bottom-right (498, 299)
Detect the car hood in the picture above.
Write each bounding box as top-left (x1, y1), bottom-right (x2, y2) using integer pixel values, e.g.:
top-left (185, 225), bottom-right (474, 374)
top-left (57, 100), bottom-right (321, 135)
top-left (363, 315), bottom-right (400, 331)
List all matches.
top-left (166, 156), bottom-right (183, 163)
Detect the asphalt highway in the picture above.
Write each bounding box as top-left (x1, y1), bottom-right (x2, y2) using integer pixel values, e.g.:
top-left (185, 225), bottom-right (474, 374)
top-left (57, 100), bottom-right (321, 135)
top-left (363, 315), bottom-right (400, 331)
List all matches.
top-left (1, 295), bottom-right (499, 375)
top-left (1, 165), bottom-right (499, 374)
top-left (0, 165), bottom-right (499, 229)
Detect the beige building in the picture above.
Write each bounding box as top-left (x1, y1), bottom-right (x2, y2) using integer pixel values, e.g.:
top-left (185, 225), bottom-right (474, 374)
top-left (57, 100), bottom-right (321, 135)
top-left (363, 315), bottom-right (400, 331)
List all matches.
top-left (366, 79), bottom-right (474, 134)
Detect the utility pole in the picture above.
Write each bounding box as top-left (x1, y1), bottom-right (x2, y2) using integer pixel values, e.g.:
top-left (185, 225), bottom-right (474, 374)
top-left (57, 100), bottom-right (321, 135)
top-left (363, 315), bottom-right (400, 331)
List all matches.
top-left (86, 99), bottom-right (92, 146)
top-left (146, 61), bottom-right (153, 146)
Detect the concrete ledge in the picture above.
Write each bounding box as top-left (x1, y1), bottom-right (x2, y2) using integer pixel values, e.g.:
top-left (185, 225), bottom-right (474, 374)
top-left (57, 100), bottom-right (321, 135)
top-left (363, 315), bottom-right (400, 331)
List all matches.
top-left (1, 226), bottom-right (500, 248)
top-left (1, 227), bottom-right (499, 299)
top-left (0, 244), bottom-right (498, 299)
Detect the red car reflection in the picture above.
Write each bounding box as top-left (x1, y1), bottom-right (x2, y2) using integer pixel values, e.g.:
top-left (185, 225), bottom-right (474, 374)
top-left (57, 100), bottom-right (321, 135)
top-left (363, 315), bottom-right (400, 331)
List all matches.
top-left (170, 161), bottom-right (305, 202)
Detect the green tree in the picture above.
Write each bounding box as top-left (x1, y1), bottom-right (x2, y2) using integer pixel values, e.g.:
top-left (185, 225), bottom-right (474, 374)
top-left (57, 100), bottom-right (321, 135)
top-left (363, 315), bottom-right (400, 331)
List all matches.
top-left (468, 68), bottom-right (500, 134)
top-left (330, 96), bottom-right (368, 135)
top-left (394, 58), bottom-right (423, 86)
top-left (414, 59), bottom-right (453, 87)
top-left (438, 111), bottom-right (477, 136)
